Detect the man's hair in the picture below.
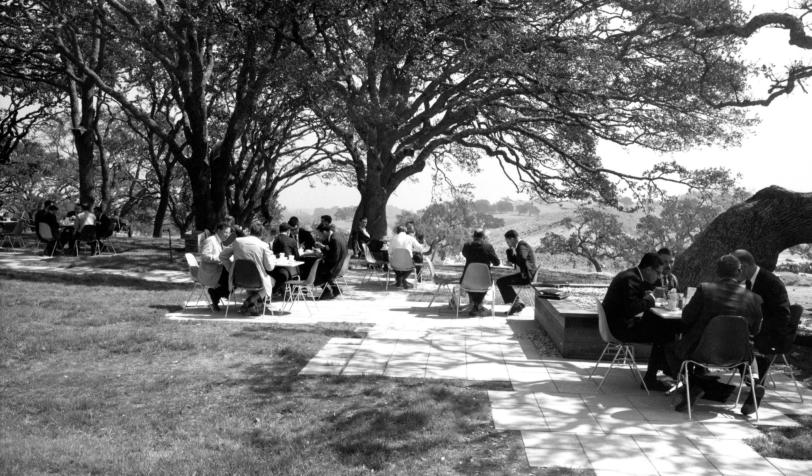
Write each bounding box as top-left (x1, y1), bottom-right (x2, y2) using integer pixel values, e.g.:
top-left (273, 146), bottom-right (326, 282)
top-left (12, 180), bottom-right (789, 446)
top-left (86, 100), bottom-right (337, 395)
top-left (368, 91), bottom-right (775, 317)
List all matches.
top-left (278, 222), bottom-right (290, 233)
top-left (248, 222), bottom-right (264, 236)
top-left (733, 249), bottom-right (756, 266)
top-left (395, 224), bottom-right (406, 233)
top-left (657, 247), bottom-right (672, 256)
top-left (316, 223), bottom-right (332, 233)
top-left (214, 221), bottom-right (231, 232)
top-left (47, 205), bottom-right (58, 212)
top-left (717, 254), bottom-right (741, 279)
top-left (472, 229), bottom-right (485, 240)
top-left (288, 216), bottom-right (299, 227)
top-left (44, 200), bottom-right (54, 208)
top-left (638, 252), bottom-right (663, 269)
top-left (93, 206), bottom-right (102, 214)
top-left (320, 214), bottom-right (332, 224)
top-left (504, 229), bottom-right (518, 239)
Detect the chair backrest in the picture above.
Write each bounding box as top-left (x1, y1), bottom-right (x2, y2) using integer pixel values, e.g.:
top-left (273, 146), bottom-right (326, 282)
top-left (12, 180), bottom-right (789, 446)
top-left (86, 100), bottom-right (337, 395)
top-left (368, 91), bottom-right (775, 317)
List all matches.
top-left (11, 220), bottom-right (24, 235)
top-left (232, 259), bottom-right (264, 289)
top-left (691, 315), bottom-right (751, 366)
top-left (362, 243), bottom-right (378, 265)
top-left (595, 297), bottom-right (620, 345)
top-left (79, 224), bottom-right (97, 241)
top-left (460, 263), bottom-right (492, 292)
top-left (424, 257), bottom-right (436, 280)
top-left (185, 253), bottom-right (200, 281)
top-left (304, 258), bottom-right (321, 285)
top-left (38, 222), bottom-right (54, 241)
top-left (389, 248), bottom-right (414, 272)
top-left (336, 254), bottom-right (352, 278)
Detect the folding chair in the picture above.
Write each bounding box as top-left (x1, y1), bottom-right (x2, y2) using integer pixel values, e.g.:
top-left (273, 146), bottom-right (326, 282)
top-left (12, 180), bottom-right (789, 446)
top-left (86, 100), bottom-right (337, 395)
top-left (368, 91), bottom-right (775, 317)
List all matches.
top-left (225, 259), bottom-right (274, 318)
top-left (386, 248), bottom-right (415, 291)
top-left (324, 254), bottom-right (352, 299)
top-left (361, 243), bottom-right (386, 283)
top-left (761, 304), bottom-right (804, 402)
top-left (183, 253), bottom-right (213, 310)
top-left (588, 297), bottom-right (649, 394)
top-left (426, 259), bottom-right (458, 308)
top-left (74, 225), bottom-right (100, 256)
top-left (510, 266), bottom-right (542, 308)
top-left (1, 220), bottom-right (26, 249)
top-left (285, 258), bottom-right (322, 315)
top-left (677, 315), bottom-right (760, 421)
top-left (37, 222), bottom-right (58, 257)
top-left (457, 263), bottom-right (495, 318)
top-left (96, 228), bottom-right (117, 255)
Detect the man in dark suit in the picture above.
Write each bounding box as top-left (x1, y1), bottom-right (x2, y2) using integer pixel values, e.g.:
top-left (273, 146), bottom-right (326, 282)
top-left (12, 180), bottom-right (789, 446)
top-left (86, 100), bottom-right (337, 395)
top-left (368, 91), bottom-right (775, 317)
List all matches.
top-left (288, 216), bottom-right (316, 250)
top-left (733, 249), bottom-right (791, 414)
top-left (461, 229), bottom-right (501, 316)
top-left (665, 254), bottom-right (763, 411)
top-left (496, 229), bottom-right (537, 316)
top-left (314, 223), bottom-right (348, 299)
top-left (270, 222), bottom-right (301, 296)
top-left (602, 252), bottom-right (681, 391)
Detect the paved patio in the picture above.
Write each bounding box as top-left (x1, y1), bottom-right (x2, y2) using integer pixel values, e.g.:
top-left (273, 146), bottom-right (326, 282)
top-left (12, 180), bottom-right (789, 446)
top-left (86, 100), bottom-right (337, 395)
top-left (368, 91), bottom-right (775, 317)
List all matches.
top-left (3, 252), bottom-right (809, 474)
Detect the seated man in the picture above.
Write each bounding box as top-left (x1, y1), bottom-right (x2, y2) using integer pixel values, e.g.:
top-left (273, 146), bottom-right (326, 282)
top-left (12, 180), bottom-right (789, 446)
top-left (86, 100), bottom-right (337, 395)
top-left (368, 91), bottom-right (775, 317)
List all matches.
top-left (602, 252), bottom-right (680, 391)
top-left (219, 222), bottom-right (276, 315)
top-left (665, 254), bottom-right (763, 412)
top-left (271, 222), bottom-right (301, 295)
top-left (36, 204), bottom-right (61, 255)
top-left (349, 216), bottom-right (371, 257)
top-left (461, 229), bottom-right (501, 317)
top-left (69, 202), bottom-right (97, 254)
top-left (288, 216), bottom-right (316, 250)
top-left (654, 247), bottom-right (679, 292)
top-left (198, 221), bottom-right (232, 311)
top-left (313, 223), bottom-right (348, 299)
top-left (496, 229), bottom-right (537, 316)
top-left (388, 224), bottom-right (422, 288)
top-left (733, 249), bottom-right (791, 415)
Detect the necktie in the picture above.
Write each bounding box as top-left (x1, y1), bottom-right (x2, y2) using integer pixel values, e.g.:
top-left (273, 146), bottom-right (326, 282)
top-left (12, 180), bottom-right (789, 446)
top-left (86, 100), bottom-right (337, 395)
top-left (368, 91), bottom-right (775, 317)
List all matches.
top-left (745, 279), bottom-right (752, 290)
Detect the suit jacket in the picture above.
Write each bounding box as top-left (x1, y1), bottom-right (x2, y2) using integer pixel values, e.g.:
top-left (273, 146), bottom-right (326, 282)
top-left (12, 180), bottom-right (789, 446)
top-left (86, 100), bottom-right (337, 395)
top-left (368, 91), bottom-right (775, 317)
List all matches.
top-left (219, 235), bottom-right (276, 295)
top-left (320, 232), bottom-right (348, 279)
top-left (461, 241), bottom-right (500, 276)
top-left (198, 234), bottom-right (225, 288)
top-left (602, 267), bottom-right (655, 337)
top-left (750, 268), bottom-right (792, 353)
top-left (506, 240), bottom-right (537, 281)
top-left (272, 234), bottom-right (300, 259)
top-left (294, 228), bottom-right (316, 250)
top-left (675, 278), bottom-right (763, 360)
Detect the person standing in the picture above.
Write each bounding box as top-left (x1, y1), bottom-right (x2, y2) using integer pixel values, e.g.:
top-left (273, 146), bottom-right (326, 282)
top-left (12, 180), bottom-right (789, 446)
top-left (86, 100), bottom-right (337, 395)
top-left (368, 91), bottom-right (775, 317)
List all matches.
top-left (198, 222), bottom-right (232, 311)
top-left (461, 229), bottom-right (501, 316)
top-left (733, 249), bottom-right (791, 415)
top-left (602, 252), bottom-right (681, 391)
top-left (665, 254), bottom-right (763, 411)
top-left (496, 229), bottom-right (537, 316)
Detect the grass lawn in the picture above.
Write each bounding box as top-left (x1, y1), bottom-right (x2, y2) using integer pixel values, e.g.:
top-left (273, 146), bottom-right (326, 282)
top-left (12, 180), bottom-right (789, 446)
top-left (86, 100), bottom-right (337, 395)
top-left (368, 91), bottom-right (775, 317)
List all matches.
top-left (0, 273), bottom-right (590, 475)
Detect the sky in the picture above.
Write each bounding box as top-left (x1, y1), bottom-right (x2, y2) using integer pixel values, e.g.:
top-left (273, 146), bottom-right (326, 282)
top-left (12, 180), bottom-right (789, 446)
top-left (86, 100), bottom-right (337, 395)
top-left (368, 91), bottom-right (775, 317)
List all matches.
top-left (279, 2), bottom-right (812, 213)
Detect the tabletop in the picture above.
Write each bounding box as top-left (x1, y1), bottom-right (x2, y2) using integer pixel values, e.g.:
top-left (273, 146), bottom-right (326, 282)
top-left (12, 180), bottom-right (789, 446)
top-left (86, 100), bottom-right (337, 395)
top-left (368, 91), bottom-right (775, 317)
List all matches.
top-left (649, 306), bottom-right (682, 320)
top-left (276, 259), bottom-right (305, 267)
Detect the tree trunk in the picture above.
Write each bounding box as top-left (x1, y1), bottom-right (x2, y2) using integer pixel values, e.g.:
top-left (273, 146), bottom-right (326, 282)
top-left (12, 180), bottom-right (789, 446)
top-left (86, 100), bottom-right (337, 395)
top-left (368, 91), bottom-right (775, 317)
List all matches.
top-left (674, 186), bottom-right (812, 287)
top-left (72, 123), bottom-right (96, 206)
top-left (152, 178), bottom-right (171, 238)
top-left (355, 187), bottom-right (390, 239)
top-left (186, 161), bottom-right (212, 232)
top-left (585, 254), bottom-right (603, 272)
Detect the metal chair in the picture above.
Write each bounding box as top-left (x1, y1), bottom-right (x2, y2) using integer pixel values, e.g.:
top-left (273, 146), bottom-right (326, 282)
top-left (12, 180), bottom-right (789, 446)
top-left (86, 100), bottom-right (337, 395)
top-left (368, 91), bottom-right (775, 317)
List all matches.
top-left (510, 265), bottom-right (542, 308)
top-left (183, 253), bottom-right (213, 310)
top-left (761, 304), bottom-right (804, 402)
top-left (457, 263), bottom-right (495, 318)
top-left (361, 243), bottom-right (386, 283)
top-left (74, 225), bottom-right (100, 256)
top-left (285, 258), bottom-right (322, 315)
top-left (96, 227), bottom-right (117, 255)
top-left (588, 297), bottom-right (649, 394)
top-left (426, 259), bottom-right (458, 308)
top-left (37, 222), bottom-right (58, 257)
top-left (225, 259), bottom-right (274, 318)
top-left (386, 248), bottom-right (415, 291)
top-left (677, 315), bottom-right (759, 421)
top-left (1, 220), bottom-right (26, 249)
top-left (324, 254), bottom-right (352, 299)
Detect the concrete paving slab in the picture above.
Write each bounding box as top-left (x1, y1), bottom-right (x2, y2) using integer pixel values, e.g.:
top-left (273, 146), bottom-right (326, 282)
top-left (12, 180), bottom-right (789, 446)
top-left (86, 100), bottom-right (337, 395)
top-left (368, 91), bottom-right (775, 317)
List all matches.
top-left (633, 435), bottom-right (718, 474)
top-left (766, 457), bottom-right (812, 476)
top-left (578, 434), bottom-right (659, 475)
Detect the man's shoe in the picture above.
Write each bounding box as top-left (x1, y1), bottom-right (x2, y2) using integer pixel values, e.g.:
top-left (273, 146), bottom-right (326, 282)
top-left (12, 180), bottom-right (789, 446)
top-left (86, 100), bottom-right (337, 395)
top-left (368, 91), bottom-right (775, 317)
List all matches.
top-left (675, 389), bottom-right (704, 412)
top-left (208, 290), bottom-right (221, 311)
top-left (642, 377), bottom-right (670, 392)
top-left (319, 292), bottom-right (335, 301)
top-left (507, 302), bottom-right (525, 316)
top-left (741, 385), bottom-right (765, 416)
top-left (468, 307), bottom-right (479, 317)
top-left (401, 281), bottom-right (414, 289)
top-left (477, 307), bottom-right (491, 316)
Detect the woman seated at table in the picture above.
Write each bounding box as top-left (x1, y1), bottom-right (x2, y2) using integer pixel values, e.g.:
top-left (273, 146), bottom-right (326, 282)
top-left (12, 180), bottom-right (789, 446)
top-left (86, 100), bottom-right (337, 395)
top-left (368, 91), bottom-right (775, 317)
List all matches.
top-left (461, 229), bottom-right (500, 316)
top-left (270, 222), bottom-right (301, 296)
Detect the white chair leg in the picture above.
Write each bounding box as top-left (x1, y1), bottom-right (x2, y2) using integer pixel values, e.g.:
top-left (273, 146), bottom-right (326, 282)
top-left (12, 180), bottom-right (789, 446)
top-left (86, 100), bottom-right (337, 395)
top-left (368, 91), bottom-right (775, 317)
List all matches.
top-left (597, 346), bottom-right (624, 391)
top-left (589, 343), bottom-right (612, 379)
top-left (625, 346), bottom-right (648, 395)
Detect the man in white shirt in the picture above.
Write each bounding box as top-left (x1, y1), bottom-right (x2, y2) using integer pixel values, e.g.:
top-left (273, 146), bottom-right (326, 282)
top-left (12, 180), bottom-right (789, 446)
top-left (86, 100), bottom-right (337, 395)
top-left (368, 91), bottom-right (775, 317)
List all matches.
top-left (219, 222), bottom-right (276, 315)
top-left (388, 224), bottom-right (422, 289)
top-left (198, 222), bottom-right (232, 311)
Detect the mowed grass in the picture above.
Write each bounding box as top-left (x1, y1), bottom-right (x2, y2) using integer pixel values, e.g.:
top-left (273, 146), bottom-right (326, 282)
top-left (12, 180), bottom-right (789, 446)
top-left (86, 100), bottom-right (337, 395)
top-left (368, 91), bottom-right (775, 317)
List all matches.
top-left (0, 274), bottom-right (585, 475)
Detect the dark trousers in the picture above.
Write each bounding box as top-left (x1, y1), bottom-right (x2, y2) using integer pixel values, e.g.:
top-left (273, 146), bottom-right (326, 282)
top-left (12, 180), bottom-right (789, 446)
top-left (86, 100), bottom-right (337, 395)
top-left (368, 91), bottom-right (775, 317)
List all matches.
top-left (394, 270), bottom-right (412, 284)
top-left (468, 292), bottom-right (485, 307)
top-left (496, 272), bottom-right (529, 304)
top-left (209, 269), bottom-right (230, 302)
top-left (616, 313), bottom-right (681, 379)
top-left (270, 267), bottom-right (295, 294)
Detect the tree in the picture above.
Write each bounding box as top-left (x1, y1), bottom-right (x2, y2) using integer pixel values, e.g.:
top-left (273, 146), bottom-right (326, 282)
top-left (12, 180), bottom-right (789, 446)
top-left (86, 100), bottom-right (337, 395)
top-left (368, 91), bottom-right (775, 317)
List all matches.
top-left (539, 205), bottom-right (636, 272)
top-left (495, 199), bottom-right (514, 214)
top-left (289, 0), bottom-right (758, 239)
top-left (674, 187), bottom-right (812, 287)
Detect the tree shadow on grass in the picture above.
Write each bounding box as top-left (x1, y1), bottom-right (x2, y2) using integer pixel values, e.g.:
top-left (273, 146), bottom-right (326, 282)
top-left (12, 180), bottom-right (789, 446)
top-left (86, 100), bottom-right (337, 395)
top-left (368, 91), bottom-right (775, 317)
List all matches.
top-left (1, 269), bottom-right (189, 291)
top-left (229, 324), bottom-right (367, 340)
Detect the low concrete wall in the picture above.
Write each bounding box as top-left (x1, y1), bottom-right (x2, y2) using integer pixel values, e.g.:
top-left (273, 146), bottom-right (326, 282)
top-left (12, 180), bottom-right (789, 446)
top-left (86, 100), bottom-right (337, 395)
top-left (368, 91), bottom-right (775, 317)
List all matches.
top-left (534, 294), bottom-right (651, 360)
